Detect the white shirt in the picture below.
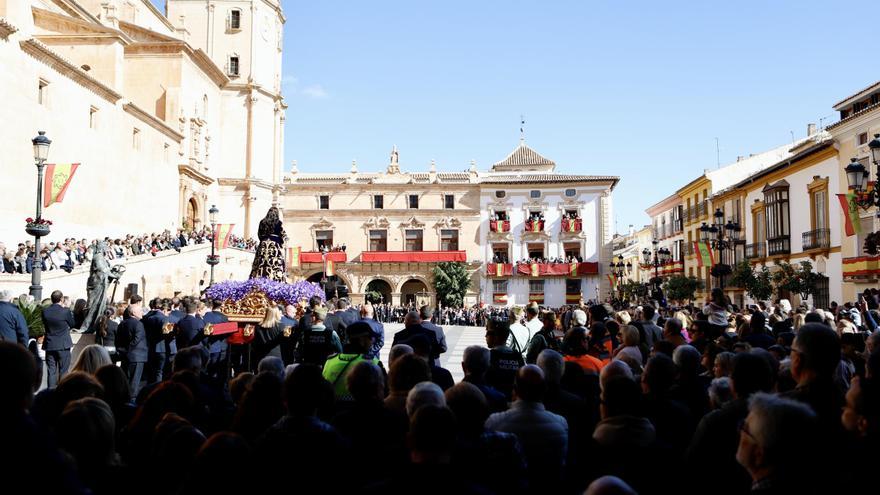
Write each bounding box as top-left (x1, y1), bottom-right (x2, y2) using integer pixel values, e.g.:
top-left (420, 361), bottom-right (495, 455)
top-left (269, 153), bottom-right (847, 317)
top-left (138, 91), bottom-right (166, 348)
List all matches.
top-left (525, 317), bottom-right (543, 336)
top-left (508, 322), bottom-right (531, 354)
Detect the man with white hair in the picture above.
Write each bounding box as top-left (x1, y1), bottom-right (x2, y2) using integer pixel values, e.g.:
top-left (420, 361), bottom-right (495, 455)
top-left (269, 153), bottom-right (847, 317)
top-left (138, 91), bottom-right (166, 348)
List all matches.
top-left (405, 381), bottom-right (445, 417)
top-left (0, 289), bottom-right (29, 346)
top-left (735, 392), bottom-right (818, 492)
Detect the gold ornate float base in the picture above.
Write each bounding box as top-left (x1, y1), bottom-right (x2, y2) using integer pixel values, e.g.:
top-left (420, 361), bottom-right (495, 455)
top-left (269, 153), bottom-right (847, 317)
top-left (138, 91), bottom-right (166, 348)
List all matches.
top-left (220, 289), bottom-right (276, 323)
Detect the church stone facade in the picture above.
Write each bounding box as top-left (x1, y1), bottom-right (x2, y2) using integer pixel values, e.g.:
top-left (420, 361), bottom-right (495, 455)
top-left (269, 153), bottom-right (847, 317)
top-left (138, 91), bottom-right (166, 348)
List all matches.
top-left (0, 0), bottom-right (285, 242)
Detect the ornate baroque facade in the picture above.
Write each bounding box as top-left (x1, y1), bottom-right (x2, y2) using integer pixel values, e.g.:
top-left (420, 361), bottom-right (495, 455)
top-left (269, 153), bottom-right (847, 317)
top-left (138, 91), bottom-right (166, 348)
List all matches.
top-left (0, 0), bottom-right (285, 242)
top-left (280, 142), bottom-right (618, 307)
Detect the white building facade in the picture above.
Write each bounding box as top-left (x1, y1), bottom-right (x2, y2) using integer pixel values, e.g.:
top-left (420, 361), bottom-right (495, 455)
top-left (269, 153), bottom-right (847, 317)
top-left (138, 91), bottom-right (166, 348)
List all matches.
top-left (479, 142), bottom-right (617, 307)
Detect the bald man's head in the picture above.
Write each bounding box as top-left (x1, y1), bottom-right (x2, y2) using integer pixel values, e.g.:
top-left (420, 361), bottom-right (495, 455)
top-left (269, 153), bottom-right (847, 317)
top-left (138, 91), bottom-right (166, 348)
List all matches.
top-left (584, 476), bottom-right (638, 495)
top-left (514, 364), bottom-right (546, 402)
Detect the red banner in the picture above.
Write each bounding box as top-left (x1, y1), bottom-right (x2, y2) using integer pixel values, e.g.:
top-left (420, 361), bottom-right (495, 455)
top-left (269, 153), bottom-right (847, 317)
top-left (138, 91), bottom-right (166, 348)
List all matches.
top-left (515, 262), bottom-right (598, 276)
top-left (44, 163), bottom-right (80, 208)
top-left (213, 224), bottom-right (234, 250)
top-left (300, 251), bottom-right (347, 263)
top-left (487, 263), bottom-right (514, 276)
top-left (524, 219), bottom-right (544, 232)
top-left (493, 293), bottom-right (508, 304)
top-left (361, 251), bottom-right (466, 262)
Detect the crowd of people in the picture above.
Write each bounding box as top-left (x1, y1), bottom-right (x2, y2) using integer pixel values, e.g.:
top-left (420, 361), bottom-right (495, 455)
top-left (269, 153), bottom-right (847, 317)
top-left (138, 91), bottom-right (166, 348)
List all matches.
top-left (0, 228), bottom-right (227, 275)
top-left (1, 284), bottom-right (880, 494)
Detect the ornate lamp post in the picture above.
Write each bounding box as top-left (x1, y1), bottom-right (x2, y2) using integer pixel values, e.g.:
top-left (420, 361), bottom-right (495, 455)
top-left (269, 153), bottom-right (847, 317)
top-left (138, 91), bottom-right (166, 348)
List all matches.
top-left (206, 204), bottom-right (219, 286)
top-left (642, 239), bottom-right (671, 300)
top-left (609, 255), bottom-right (632, 299)
top-left (26, 131), bottom-right (51, 301)
top-left (844, 134), bottom-right (880, 213)
top-left (699, 208), bottom-right (741, 290)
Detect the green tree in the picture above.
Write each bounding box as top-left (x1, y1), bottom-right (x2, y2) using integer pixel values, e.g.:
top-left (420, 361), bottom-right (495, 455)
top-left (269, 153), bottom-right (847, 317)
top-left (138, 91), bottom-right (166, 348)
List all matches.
top-left (772, 260), bottom-right (820, 301)
top-left (364, 290), bottom-right (382, 304)
top-left (663, 275), bottom-right (704, 303)
top-left (730, 260), bottom-right (774, 302)
top-left (432, 262), bottom-right (472, 307)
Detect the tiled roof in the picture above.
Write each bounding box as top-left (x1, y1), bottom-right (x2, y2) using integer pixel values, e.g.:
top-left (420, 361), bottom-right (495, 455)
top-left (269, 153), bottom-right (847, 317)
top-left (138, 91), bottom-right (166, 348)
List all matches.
top-left (826, 101), bottom-right (880, 131)
top-left (832, 80), bottom-right (880, 110)
top-left (480, 174), bottom-right (618, 184)
top-left (491, 141), bottom-right (556, 170)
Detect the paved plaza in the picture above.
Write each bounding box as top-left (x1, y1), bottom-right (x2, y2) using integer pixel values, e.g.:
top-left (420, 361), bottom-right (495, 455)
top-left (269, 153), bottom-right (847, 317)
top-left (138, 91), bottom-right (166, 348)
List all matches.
top-left (377, 324), bottom-right (487, 383)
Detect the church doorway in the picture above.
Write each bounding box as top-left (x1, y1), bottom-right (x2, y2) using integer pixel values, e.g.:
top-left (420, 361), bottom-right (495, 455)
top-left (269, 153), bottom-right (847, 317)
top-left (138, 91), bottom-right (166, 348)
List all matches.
top-left (185, 197), bottom-right (200, 230)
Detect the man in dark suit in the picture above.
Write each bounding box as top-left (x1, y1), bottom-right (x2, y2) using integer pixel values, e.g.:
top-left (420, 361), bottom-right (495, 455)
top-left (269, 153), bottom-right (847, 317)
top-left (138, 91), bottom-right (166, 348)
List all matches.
top-left (419, 305), bottom-right (447, 366)
top-left (175, 300), bottom-right (205, 350)
top-left (280, 303), bottom-right (298, 365)
top-left (202, 299), bottom-right (229, 379)
top-left (391, 311), bottom-right (440, 362)
top-left (327, 298), bottom-right (358, 344)
top-left (117, 303), bottom-right (148, 400)
top-left (41, 290), bottom-right (74, 388)
top-left (168, 297), bottom-right (185, 324)
top-left (144, 299), bottom-right (175, 383)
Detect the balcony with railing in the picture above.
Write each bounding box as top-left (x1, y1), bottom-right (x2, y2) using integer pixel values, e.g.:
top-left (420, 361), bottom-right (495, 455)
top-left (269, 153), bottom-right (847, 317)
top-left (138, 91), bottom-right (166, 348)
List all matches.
top-left (360, 251), bottom-right (467, 262)
top-left (802, 228), bottom-right (830, 251)
top-left (524, 219), bottom-right (544, 232)
top-left (560, 218), bottom-right (582, 233)
top-left (767, 236), bottom-right (790, 256)
top-left (489, 220), bottom-right (510, 233)
top-left (672, 219), bottom-right (683, 234)
top-left (745, 242), bottom-right (766, 260)
top-left (300, 251), bottom-right (348, 263)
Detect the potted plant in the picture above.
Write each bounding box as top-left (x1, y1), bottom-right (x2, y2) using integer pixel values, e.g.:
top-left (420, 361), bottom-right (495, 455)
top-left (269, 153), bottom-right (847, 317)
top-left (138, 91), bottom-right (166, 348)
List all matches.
top-left (25, 217), bottom-right (51, 237)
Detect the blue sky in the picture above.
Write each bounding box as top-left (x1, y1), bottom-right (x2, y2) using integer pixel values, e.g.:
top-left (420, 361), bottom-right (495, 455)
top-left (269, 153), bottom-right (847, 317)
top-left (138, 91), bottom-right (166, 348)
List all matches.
top-left (159, 1), bottom-right (876, 233)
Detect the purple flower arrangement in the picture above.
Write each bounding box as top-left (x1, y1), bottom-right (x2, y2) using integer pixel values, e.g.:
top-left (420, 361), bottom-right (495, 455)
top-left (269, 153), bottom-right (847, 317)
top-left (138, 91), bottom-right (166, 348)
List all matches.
top-left (206, 278), bottom-right (325, 305)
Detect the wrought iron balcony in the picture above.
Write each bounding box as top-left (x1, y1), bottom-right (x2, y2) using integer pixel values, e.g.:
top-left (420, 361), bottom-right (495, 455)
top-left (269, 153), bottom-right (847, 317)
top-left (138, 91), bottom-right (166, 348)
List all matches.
top-left (767, 236), bottom-right (790, 256)
top-left (802, 228), bottom-right (830, 251)
top-left (745, 242), bottom-right (766, 260)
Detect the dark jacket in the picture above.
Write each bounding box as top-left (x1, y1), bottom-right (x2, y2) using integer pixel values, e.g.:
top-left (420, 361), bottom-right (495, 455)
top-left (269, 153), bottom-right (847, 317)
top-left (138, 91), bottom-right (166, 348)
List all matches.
top-left (202, 310), bottom-right (229, 354)
top-left (117, 316), bottom-right (148, 363)
top-left (391, 324), bottom-right (440, 360)
top-left (41, 303), bottom-right (74, 351)
top-left (685, 397), bottom-right (751, 495)
top-left (0, 300), bottom-right (29, 345)
top-left (175, 314), bottom-right (205, 350)
top-left (143, 310), bottom-right (177, 355)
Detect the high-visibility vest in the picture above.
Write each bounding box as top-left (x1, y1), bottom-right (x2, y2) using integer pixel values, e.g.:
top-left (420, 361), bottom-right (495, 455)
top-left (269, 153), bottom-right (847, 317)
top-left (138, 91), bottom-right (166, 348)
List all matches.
top-left (322, 353), bottom-right (379, 400)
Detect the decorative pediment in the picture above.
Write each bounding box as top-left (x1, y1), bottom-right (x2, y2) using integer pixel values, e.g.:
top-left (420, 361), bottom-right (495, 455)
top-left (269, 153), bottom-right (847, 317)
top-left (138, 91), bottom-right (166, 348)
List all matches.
top-left (434, 217), bottom-right (463, 229)
top-left (310, 217), bottom-right (335, 230)
top-left (362, 216), bottom-right (391, 230)
top-left (399, 216), bottom-right (425, 229)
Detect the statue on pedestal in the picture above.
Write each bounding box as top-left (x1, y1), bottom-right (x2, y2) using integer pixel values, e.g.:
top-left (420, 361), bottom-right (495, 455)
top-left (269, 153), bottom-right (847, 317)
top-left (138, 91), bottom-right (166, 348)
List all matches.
top-left (80, 241), bottom-right (111, 332)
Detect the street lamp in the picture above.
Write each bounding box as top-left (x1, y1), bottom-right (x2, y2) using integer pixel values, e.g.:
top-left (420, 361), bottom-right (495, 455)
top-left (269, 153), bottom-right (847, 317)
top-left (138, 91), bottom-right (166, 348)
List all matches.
top-left (641, 239), bottom-right (670, 301)
top-left (206, 204), bottom-right (220, 286)
top-left (609, 255), bottom-right (632, 300)
top-left (845, 135), bottom-right (880, 214)
top-left (701, 208), bottom-right (741, 290)
top-left (26, 131), bottom-right (51, 300)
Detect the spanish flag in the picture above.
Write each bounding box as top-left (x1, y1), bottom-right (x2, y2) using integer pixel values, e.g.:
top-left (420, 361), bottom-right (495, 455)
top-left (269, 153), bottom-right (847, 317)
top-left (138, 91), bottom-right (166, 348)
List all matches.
top-left (607, 274), bottom-right (616, 289)
top-left (213, 224), bottom-right (234, 250)
top-left (43, 163), bottom-right (79, 208)
top-left (496, 263), bottom-right (504, 277)
top-left (694, 241), bottom-right (715, 268)
top-left (570, 262), bottom-right (578, 276)
top-left (837, 193), bottom-right (861, 237)
top-left (288, 247), bottom-right (301, 268)
top-left (530, 262), bottom-right (539, 277)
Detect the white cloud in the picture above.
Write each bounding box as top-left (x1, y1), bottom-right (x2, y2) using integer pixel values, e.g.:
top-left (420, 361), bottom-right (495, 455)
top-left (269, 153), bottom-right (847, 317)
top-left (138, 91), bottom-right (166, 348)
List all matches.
top-left (301, 84), bottom-right (328, 99)
top-left (281, 74), bottom-right (299, 87)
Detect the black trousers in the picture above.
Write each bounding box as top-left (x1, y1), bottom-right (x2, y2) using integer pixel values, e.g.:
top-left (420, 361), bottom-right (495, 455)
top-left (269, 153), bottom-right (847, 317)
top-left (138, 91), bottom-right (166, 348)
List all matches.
top-left (45, 349), bottom-right (70, 389)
